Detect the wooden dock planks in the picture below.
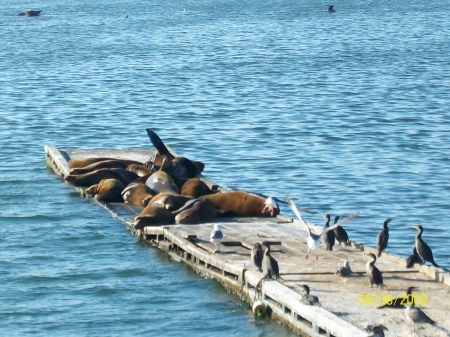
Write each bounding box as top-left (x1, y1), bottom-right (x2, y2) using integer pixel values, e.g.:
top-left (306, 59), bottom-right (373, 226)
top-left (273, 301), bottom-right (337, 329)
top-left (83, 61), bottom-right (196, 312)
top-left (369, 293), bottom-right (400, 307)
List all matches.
top-left (45, 146), bottom-right (450, 337)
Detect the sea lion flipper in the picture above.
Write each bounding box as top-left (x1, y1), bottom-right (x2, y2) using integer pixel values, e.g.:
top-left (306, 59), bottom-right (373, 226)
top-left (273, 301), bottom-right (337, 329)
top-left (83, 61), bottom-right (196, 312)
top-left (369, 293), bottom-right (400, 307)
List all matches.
top-left (146, 129), bottom-right (170, 156)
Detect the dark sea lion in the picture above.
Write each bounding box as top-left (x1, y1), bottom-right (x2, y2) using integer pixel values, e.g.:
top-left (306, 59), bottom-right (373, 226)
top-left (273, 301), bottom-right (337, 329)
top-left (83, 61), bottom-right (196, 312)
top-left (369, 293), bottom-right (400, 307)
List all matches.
top-left (134, 206), bottom-right (175, 229)
top-left (145, 170), bottom-right (180, 195)
top-left (69, 159), bottom-right (143, 175)
top-left (84, 179), bottom-right (125, 202)
top-left (126, 164), bottom-right (154, 177)
top-left (65, 168), bottom-right (139, 187)
top-left (180, 178), bottom-right (217, 198)
top-left (121, 183), bottom-right (155, 207)
top-left (19, 10), bottom-right (41, 16)
top-left (147, 193), bottom-right (194, 212)
top-left (174, 199), bottom-right (217, 225)
top-left (68, 157), bottom-right (142, 170)
top-left (145, 129), bottom-right (205, 179)
top-left (199, 191), bottom-right (280, 218)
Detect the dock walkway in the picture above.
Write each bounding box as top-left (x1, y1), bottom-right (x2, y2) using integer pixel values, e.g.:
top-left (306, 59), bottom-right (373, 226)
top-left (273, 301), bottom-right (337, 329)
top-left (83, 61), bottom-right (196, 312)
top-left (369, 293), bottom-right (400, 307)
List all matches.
top-left (45, 146), bottom-right (450, 337)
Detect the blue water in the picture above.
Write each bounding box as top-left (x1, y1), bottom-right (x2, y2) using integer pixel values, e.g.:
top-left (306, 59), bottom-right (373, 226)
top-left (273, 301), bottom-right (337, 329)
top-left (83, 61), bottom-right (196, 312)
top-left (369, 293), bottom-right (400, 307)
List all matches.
top-left (1, 0), bottom-right (450, 335)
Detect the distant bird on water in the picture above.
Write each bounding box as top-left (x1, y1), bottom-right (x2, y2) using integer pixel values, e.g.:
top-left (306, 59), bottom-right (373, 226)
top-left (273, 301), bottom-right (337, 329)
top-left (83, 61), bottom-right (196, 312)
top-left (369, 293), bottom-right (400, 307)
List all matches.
top-left (336, 260), bottom-right (352, 277)
top-left (377, 218), bottom-right (392, 257)
top-left (210, 223), bottom-right (223, 253)
top-left (263, 244), bottom-right (280, 280)
top-left (323, 214), bottom-right (335, 251)
top-left (326, 5), bottom-right (335, 13)
top-left (18, 10), bottom-right (41, 16)
top-left (364, 324), bottom-right (388, 337)
top-left (365, 253), bottom-right (385, 288)
top-left (405, 287), bottom-right (436, 331)
top-left (285, 193), bottom-right (360, 260)
top-left (405, 246), bottom-right (424, 269)
top-left (333, 216), bottom-right (352, 246)
top-left (412, 225), bottom-right (440, 268)
top-left (251, 242), bottom-right (264, 272)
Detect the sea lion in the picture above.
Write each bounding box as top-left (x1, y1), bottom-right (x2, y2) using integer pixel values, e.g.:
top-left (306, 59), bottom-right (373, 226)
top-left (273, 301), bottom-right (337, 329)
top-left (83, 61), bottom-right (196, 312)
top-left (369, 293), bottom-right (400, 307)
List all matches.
top-left (147, 193), bottom-right (194, 212)
top-left (174, 199), bottom-right (217, 225)
top-left (180, 178), bottom-right (217, 198)
top-left (145, 129), bottom-right (205, 179)
top-left (19, 10), bottom-right (41, 16)
top-left (65, 168), bottom-right (139, 187)
top-left (68, 157), bottom-right (142, 170)
top-left (84, 179), bottom-right (125, 202)
top-left (145, 170), bottom-right (180, 195)
top-left (126, 164), bottom-right (154, 177)
top-left (199, 191), bottom-right (280, 218)
top-left (121, 183), bottom-right (156, 207)
top-left (69, 159), bottom-right (143, 175)
top-left (133, 206), bottom-right (175, 229)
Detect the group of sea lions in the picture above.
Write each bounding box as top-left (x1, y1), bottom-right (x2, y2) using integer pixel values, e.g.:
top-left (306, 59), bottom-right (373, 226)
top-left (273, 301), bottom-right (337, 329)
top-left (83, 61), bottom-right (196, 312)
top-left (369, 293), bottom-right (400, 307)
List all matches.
top-left (65, 129), bottom-right (280, 230)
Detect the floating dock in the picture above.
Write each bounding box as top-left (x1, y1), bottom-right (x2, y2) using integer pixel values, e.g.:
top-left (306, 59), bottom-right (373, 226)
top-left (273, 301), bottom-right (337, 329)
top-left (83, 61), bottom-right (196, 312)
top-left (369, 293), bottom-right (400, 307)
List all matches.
top-left (45, 145), bottom-right (450, 337)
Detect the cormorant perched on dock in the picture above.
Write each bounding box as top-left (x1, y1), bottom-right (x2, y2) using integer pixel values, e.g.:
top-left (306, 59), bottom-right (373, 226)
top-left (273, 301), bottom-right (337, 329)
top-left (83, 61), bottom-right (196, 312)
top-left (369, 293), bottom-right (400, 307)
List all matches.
top-left (336, 260), bottom-right (352, 277)
top-left (210, 223), bottom-right (223, 253)
top-left (300, 284), bottom-right (321, 306)
top-left (251, 242), bottom-right (264, 272)
top-left (364, 324), bottom-right (388, 337)
top-left (405, 246), bottom-right (424, 269)
top-left (365, 253), bottom-right (384, 288)
top-left (412, 225), bottom-right (440, 268)
top-left (405, 287), bottom-right (436, 331)
top-left (264, 244), bottom-right (280, 280)
top-left (377, 286), bottom-right (418, 309)
top-left (323, 214), bottom-right (335, 251)
top-left (333, 216), bottom-right (351, 246)
top-left (285, 193), bottom-right (359, 260)
top-left (377, 218), bottom-right (392, 257)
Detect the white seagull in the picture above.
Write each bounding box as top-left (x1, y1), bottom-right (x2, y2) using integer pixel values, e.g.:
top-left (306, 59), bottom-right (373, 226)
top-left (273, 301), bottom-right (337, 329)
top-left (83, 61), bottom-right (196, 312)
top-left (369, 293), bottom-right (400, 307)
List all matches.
top-left (285, 193), bottom-right (360, 260)
top-left (210, 223), bottom-right (223, 253)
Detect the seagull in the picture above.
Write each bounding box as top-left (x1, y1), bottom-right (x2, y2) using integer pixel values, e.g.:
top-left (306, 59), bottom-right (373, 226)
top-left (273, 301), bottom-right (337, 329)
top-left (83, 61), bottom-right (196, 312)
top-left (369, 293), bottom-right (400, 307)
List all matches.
top-left (261, 196), bottom-right (279, 216)
top-left (336, 260), bottom-right (352, 277)
top-left (285, 193), bottom-right (360, 260)
top-left (364, 324), bottom-right (388, 337)
top-left (210, 223), bottom-right (223, 253)
top-left (405, 287), bottom-right (436, 331)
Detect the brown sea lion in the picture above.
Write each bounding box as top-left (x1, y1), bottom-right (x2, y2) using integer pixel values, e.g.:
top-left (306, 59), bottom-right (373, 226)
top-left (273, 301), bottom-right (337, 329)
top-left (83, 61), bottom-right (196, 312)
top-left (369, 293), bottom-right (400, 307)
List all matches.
top-left (121, 183), bottom-right (155, 207)
top-left (69, 159), bottom-right (144, 175)
top-left (133, 206), bottom-right (175, 229)
top-left (145, 129), bottom-right (205, 179)
top-left (174, 199), bottom-right (217, 225)
top-left (145, 170), bottom-right (180, 195)
top-left (68, 157), bottom-right (142, 170)
top-left (180, 178), bottom-right (217, 198)
top-left (147, 193), bottom-right (194, 212)
top-left (65, 168), bottom-right (139, 187)
top-left (199, 191), bottom-right (280, 218)
top-left (84, 179), bottom-right (125, 202)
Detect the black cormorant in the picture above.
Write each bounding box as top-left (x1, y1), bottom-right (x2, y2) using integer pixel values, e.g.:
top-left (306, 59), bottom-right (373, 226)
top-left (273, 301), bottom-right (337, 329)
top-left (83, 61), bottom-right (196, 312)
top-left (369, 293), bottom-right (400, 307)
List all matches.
top-left (376, 218), bottom-right (392, 257)
top-left (405, 246), bottom-right (424, 269)
top-left (251, 242), bottom-right (264, 272)
top-left (333, 215), bottom-right (351, 246)
top-left (366, 253), bottom-right (384, 288)
top-left (364, 324), bottom-right (388, 337)
top-left (323, 214), bottom-right (335, 251)
top-left (300, 284), bottom-right (320, 306)
top-left (264, 245), bottom-right (280, 280)
top-left (412, 225), bottom-right (440, 268)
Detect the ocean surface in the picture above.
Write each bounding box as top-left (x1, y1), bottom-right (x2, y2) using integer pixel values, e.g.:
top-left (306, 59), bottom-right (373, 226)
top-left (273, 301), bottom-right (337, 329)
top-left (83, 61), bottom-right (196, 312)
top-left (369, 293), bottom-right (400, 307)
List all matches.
top-left (1, 0), bottom-right (449, 335)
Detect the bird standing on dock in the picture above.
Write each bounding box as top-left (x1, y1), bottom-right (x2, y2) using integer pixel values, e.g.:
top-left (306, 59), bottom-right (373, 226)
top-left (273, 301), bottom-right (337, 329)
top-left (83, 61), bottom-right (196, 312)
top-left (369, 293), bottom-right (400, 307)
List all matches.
top-left (405, 246), bottom-right (424, 268)
top-left (365, 253), bottom-right (384, 288)
top-left (336, 260), bottom-right (352, 277)
top-left (376, 218), bottom-right (392, 257)
top-left (251, 242), bottom-right (264, 272)
top-left (333, 216), bottom-right (351, 246)
top-left (405, 287), bottom-right (436, 331)
top-left (285, 193), bottom-right (359, 260)
top-left (210, 223), bottom-right (223, 253)
top-left (323, 214), bottom-right (335, 251)
top-left (364, 324), bottom-right (388, 337)
top-left (263, 244), bottom-right (280, 280)
top-left (300, 284), bottom-right (321, 306)
top-left (412, 225), bottom-right (441, 268)
top-left (377, 286), bottom-right (418, 309)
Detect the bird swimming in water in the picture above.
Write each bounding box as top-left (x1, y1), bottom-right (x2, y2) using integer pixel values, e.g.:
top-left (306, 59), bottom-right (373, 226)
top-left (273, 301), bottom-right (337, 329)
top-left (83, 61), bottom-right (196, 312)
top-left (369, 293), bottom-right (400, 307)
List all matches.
top-left (412, 225), bottom-right (440, 268)
top-left (377, 286), bottom-right (418, 309)
top-left (263, 244), bottom-right (280, 280)
top-left (326, 5), bottom-right (335, 12)
top-left (405, 246), bottom-right (424, 268)
top-left (18, 10), bottom-right (41, 16)
top-left (300, 284), bottom-right (321, 306)
top-left (336, 260), bottom-right (352, 277)
top-left (365, 253), bottom-right (384, 288)
top-left (377, 218), bottom-right (392, 257)
top-left (251, 242), bottom-right (264, 272)
top-left (364, 324), bottom-right (388, 337)
top-left (405, 286), bottom-right (436, 331)
top-left (323, 214), bottom-right (335, 251)
top-left (286, 193), bottom-right (359, 259)
top-left (210, 223), bottom-right (223, 253)
top-left (333, 216), bottom-right (351, 246)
